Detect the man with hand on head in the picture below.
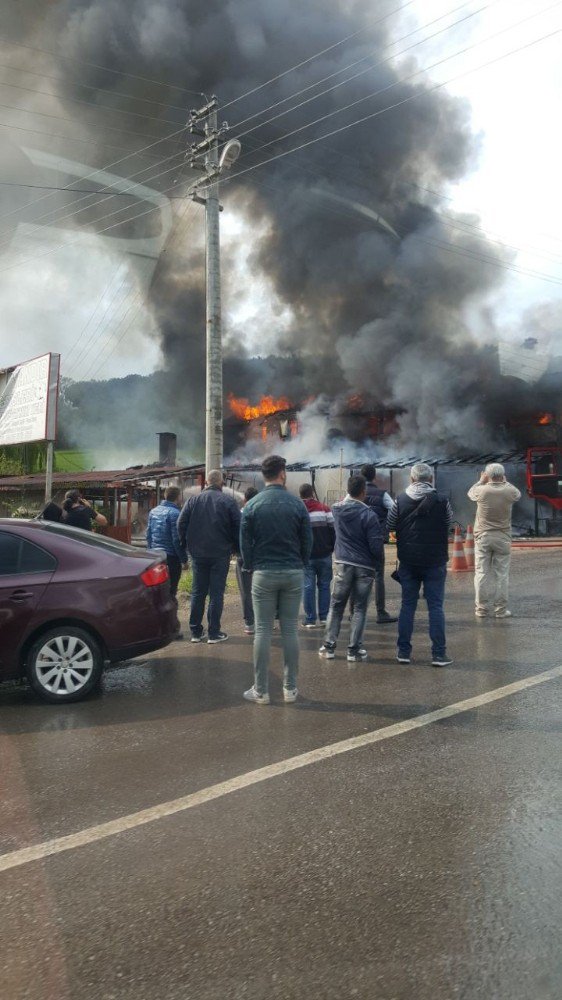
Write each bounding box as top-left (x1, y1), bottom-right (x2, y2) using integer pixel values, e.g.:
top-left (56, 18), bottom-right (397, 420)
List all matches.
top-left (240, 455), bottom-right (312, 705)
top-left (178, 470), bottom-right (241, 644)
top-left (468, 463), bottom-right (521, 619)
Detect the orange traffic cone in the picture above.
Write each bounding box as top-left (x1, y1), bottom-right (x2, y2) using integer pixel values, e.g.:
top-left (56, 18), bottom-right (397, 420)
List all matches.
top-left (464, 523), bottom-right (475, 570)
top-left (450, 524), bottom-right (469, 572)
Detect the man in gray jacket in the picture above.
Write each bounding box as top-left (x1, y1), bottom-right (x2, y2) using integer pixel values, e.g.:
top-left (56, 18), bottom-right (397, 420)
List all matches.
top-left (468, 463), bottom-right (521, 618)
top-left (240, 455), bottom-right (312, 705)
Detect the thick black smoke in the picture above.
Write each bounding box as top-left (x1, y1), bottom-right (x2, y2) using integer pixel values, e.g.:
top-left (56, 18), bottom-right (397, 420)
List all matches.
top-left (4, 1), bottom-right (557, 459)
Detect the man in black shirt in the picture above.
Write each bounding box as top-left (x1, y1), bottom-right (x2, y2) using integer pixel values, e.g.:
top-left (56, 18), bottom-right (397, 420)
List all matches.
top-left (61, 490), bottom-right (108, 531)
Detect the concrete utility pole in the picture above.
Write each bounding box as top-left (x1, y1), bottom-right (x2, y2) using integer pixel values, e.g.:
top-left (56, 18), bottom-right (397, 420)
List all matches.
top-left (188, 98), bottom-right (241, 477)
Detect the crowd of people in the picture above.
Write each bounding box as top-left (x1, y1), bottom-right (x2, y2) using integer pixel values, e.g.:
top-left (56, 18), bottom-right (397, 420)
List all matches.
top-left (146, 455), bottom-right (522, 705)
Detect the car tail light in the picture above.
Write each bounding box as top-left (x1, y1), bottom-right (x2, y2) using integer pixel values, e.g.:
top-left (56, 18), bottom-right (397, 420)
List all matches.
top-left (141, 562), bottom-right (169, 587)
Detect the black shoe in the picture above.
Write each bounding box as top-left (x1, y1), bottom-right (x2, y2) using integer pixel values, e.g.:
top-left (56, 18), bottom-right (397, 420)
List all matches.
top-left (432, 654), bottom-right (453, 667)
top-left (191, 632), bottom-right (205, 643)
top-left (377, 611), bottom-right (398, 624)
top-left (396, 653), bottom-right (411, 664)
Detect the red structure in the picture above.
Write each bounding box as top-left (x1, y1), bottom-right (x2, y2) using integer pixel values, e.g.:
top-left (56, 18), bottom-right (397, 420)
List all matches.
top-left (526, 446), bottom-right (562, 512)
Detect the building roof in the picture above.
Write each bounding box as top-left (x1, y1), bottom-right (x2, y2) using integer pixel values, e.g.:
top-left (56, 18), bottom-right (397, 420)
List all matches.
top-left (224, 451), bottom-right (528, 473)
top-left (0, 463), bottom-right (205, 492)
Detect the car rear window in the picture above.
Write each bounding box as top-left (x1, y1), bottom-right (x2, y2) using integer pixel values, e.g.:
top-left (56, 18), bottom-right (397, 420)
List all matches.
top-left (0, 530), bottom-right (57, 575)
top-left (38, 522), bottom-right (146, 556)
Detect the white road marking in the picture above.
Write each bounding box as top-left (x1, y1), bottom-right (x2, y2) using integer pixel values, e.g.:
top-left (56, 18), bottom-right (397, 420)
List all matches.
top-left (1, 664), bottom-right (561, 874)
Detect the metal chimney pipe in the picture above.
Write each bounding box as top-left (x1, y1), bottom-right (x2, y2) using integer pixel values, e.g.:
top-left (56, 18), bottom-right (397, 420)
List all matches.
top-left (157, 432), bottom-right (177, 466)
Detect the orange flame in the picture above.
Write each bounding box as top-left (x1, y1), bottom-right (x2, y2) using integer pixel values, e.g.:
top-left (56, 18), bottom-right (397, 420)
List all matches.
top-left (228, 393), bottom-right (292, 421)
top-left (537, 412), bottom-right (554, 426)
top-left (347, 393), bottom-right (365, 411)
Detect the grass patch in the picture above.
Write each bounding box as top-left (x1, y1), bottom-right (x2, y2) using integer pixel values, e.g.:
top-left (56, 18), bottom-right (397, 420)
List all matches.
top-left (178, 563), bottom-right (238, 595)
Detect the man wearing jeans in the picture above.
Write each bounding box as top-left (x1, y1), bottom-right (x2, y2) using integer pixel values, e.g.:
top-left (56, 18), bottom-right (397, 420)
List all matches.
top-left (178, 470), bottom-right (241, 644)
top-left (146, 485), bottom-right (186, 638)
top-left (298, 483), bottom-right (335, 628)
top-left (240, 455), bottom-right (312, 705)
top-left (387, 463), bottom-right (453, 667)
top-left (318, 474), bottom-right (383, 663)
top-left (467, 463), bottom-right (521, 618)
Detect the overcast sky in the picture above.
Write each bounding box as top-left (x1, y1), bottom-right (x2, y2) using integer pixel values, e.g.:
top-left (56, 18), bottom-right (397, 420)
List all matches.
top-left (407, 0), bottom-right (562, 333)
top-left (1, 0), bottom-right (561, 379)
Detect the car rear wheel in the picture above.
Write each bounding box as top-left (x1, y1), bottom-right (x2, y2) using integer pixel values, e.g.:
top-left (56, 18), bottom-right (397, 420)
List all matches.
top-left (26, 627), bottom-right (103, 703)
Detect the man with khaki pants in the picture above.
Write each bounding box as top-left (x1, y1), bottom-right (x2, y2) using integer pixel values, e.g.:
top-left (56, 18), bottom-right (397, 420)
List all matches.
top-left (467, 463), bottom-right (521, 618)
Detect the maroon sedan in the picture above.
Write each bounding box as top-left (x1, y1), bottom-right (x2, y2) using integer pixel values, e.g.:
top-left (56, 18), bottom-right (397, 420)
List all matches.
top-left (0, 519), bottom-right (178, 703)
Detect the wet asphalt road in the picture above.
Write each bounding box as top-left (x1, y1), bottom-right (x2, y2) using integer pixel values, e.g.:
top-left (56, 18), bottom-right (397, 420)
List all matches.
top-left (0, 549), bottom-right (561, 1000)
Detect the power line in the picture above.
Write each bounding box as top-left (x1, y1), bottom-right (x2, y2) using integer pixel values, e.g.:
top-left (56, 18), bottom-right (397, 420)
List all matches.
top-left (217, 24), bottom-right (562, 199)
top-left (0, 78), bottom-right (188, 130)
top-left (0, 147), bottom-right (187, 255)
top-left (67, 270), bottom-right (132, 374)
top-left (0, 34), bottom-right (206, 98)
top-left (221, 0), bottom-right (419, 112)
top-left (0, 181), bottom-right (153, 196)
top-left (241, 127), bottom-right (562, 267)
top-left (0, 111), bottom-right (194, 232)
top-left (246, 173), bottom-right (562, 288)
top-left (65, 200), bottom-right (197, 378)
top-left (0, 60), bottom-right (189, 114)
top-left (229, 1), bottom-right (562, 167)
top-left (64, 265), bottom-right (128, 366)
top-left (0, 118), bottom-right (168, 157)
top-left (0, 97), bottom-right (185, 143)
top-left (231, 0), bottom-right (490, 134)
top-left (2, 25), bottom-right (562, 287)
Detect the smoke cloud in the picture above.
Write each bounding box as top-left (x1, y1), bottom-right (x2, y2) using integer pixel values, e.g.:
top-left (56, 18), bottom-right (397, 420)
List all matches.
top-left (1, 1), bottom-right (560, 463)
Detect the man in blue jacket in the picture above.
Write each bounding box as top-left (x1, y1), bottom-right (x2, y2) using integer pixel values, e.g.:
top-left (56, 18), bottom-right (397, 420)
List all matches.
top-left (146, 486), bottom-right (186, 637)
top-left (178, 470), bottom-right (241, 644)
top-left (319, 474), bottom-right (383, 662)
top-left (240, 455), bottom-right (312, 705)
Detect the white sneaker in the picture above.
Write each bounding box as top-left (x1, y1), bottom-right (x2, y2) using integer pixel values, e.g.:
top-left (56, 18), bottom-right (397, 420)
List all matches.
top-left (495, 609), bottom-right (513, 618)
top-left (283, 687), bottom-right (298, 703)
top-left (347, 648), bottom-right (368, 662)
top-left (318, 645), bottom-right (335, 659)
top-left (243, 686), bottom-right (270, 705)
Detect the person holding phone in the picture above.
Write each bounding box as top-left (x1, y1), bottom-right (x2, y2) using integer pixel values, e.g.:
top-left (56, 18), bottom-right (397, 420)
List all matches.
top-left (61, 489), bottom-right (108, 531)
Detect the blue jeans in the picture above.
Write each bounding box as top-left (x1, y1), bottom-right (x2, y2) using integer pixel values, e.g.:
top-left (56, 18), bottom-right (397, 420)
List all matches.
top-left (235, 557), bottom-right (254, 627)
top-left (324, 563), bottom-right (375, 654)
top-left (303, 555), bottom-right (333, 624)
top-left (190, 556), bottom-right (230, 639)
top-left (397, 563), bottom-right (447, 658)
top-left (252, 570), bottom-right (304, 694)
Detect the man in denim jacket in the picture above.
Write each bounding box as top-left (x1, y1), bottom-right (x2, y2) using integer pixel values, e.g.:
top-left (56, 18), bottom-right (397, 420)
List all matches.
top-left (146, 486), bottom-right (186, 635)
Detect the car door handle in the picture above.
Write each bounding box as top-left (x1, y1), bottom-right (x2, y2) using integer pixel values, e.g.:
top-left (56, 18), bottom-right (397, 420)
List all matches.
top-left (9, 590), bottom-right (34, 602)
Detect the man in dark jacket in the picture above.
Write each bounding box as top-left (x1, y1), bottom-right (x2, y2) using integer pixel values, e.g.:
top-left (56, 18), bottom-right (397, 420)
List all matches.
top-left (387, 463), bottom-right (453, 667)
top-left (319, 474), bottom-right (383, 663)
top-left (299, 483), bottom-right (335, 628)
top-left (178, 470), bottom-right (241, 644)
top-left (240, 455), bottom-right (312, 705)
top-left (360, 464), bottom-right (397, 624)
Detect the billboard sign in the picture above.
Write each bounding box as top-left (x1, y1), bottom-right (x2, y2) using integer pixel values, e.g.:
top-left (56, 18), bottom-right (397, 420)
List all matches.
top-left (0, 353), bottom-right (60, 445)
